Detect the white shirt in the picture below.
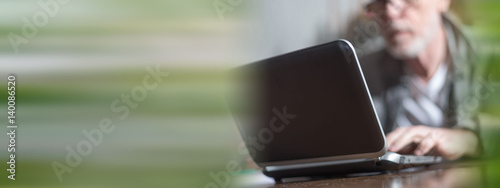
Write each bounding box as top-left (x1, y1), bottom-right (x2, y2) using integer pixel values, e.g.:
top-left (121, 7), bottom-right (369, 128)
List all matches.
top-left (396, 62), bottom-right (451, 127)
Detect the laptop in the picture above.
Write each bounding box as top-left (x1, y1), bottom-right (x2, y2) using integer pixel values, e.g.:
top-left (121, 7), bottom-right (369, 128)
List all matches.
top-left (227, 40), bottom-right (442, 182)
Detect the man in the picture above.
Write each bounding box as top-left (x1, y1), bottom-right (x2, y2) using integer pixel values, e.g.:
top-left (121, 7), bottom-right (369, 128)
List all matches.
top-left (360, 0), bottom-right (482, 160)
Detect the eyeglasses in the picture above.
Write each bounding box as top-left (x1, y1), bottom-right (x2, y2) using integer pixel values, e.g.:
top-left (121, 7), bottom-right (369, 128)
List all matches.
top-left (365, 0), bottom-right (419, 15)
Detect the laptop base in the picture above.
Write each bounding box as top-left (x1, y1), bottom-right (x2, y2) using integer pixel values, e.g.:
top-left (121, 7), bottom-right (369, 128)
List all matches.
top-left (264, 152), bottom-right (442, 182)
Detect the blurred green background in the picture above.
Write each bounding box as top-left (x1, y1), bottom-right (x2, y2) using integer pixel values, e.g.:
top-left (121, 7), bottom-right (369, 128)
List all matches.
top-left (467, 0), bottom-right (500, 186)
top-left (0, 0), bottom-right (249, 187)
top-left (0, 0), bottom-right (499, 188)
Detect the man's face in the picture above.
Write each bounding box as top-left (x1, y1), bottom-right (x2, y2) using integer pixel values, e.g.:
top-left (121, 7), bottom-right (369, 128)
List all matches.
top-left (370, 0), bottom-right (448, 59)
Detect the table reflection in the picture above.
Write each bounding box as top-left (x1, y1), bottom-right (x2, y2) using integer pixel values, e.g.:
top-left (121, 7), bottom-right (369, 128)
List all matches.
top-left (383, 166), bottom-right (482, 188)
top-left (258, 162), bottom-right (488, 188)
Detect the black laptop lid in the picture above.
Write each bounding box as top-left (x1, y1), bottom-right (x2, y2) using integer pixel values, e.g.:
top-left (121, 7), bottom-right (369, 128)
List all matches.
top-left (229, 40), bottom-right (386, 165)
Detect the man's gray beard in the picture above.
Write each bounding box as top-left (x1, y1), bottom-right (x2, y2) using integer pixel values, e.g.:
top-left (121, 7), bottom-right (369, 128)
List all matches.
top-left (387, 36), bottom-right (428, 60)
top-left (385, 17), bottom-right (439, 60)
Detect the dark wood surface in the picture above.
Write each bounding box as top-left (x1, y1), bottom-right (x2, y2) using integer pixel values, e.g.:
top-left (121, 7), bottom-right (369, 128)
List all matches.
top-left (235, 160), bottom-right (497, 187)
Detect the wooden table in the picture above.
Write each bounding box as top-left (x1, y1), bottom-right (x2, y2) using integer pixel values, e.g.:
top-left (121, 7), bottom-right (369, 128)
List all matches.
top-left (235, 160), bottom-right (498, 187)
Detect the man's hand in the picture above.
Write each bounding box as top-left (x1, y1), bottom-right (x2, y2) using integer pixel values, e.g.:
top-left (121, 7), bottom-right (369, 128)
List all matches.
top-left (386, 125), bottom-right (480, 160)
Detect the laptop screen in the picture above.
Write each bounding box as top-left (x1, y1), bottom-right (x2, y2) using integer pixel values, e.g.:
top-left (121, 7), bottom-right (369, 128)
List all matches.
top-left (229, 40), bottom-right (386, 164)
